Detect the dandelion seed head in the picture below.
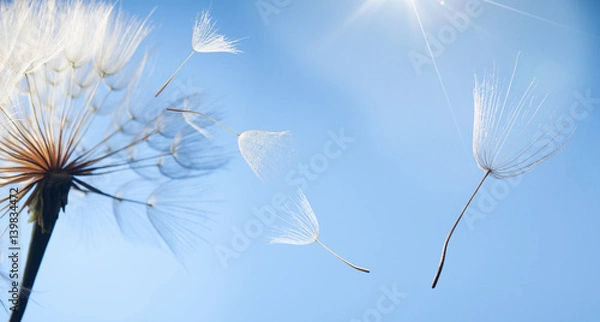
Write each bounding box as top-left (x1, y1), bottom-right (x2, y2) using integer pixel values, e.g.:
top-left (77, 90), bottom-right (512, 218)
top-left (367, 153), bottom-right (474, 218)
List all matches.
top-left (237, 130), bottom-right (294, 182)
top-left (0, 0), bottom-right (226, 262)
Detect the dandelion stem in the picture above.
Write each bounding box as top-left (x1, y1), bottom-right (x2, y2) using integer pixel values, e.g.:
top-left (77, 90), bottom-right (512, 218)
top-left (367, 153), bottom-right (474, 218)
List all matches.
top-left (432, 169), bottom-right (491, 288)
top-left (315, 239), bottom-right (370, 273)
top-left (155, 51), bottom-right (196, 97)
top-left (10, 173), bottom-right (72, 322)
top-left (167, 108), bottom-right (240, 136)
top-left (9, 222), bottom-right (55, 322)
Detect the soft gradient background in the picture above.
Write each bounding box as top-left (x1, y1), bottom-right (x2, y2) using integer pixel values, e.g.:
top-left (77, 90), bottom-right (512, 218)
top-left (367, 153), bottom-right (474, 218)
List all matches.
top-left (13, 0), bottom-right (600, 321)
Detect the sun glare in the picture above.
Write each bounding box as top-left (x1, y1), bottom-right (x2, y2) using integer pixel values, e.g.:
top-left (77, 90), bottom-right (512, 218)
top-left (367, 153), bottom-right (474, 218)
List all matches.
top-left (338, 0), bottom-right (388, 34)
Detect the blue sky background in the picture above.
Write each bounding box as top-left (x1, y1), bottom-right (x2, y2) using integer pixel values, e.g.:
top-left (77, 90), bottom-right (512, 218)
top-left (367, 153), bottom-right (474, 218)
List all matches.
top-left (10, 0), bottom-right (600, 321)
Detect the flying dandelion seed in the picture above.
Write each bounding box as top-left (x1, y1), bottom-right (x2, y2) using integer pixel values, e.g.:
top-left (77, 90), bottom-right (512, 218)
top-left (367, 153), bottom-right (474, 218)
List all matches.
top-left (431, 52), bottom-right (577, 289)
top-left (0, 1), bottom-right (226, 320)
top-left (167, 108), bottom-right (293, 182)
top-left (269, 189), bottom-right (370, 273)
top-left (155, 10), bottom-right (242, 97)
